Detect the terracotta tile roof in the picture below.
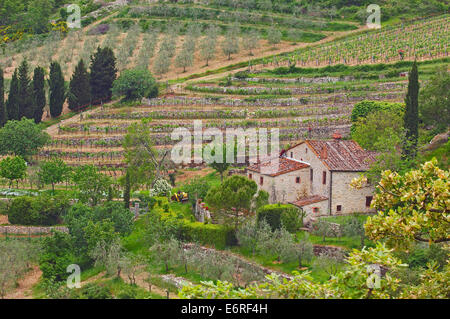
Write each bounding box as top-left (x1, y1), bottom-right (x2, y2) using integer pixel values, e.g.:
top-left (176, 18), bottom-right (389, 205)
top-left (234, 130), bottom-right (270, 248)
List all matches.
top-left (291, 195), bottom-right (328, 207)
top-left (247, 157), bottom-right (309, 177)
top-left (305, 140), bottom-right (377, 171)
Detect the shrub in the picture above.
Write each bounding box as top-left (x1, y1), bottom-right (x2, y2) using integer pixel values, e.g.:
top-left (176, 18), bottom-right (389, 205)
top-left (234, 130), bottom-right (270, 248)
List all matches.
top-left (256, 203), bottom-right (303, 232)
top-left (149, 179), bottom-right (172, 197)
top-left (8, 194), bottom-right (70, 226)
top-left (0, 200), bottom-right (8, 215)
top-left (70, 282), bottom-right (113, 299)
top-left (351, 100), bottom-right (404, 124)
top-left (93, 201), bottom-right (135, 236)
top-left (181, 220), bottom-right (235, 249)
top-left (40, 232), bottom-right (77, 281)
top-left (116, 285), bottom-right (138, 299)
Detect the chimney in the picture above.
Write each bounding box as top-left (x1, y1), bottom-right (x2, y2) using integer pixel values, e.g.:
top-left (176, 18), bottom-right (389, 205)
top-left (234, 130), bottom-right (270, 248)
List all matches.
top-left (321, 145), bottom-right (328, 159)
top-left (333, 132), bottom-right (342, 140)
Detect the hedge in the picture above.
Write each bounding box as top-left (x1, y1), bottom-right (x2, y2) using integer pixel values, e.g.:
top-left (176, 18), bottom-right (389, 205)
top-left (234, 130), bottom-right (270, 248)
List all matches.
top-left (257, 203), bottom-right (303, 232)
top-left (8, 195), bottom-right (70, 226)
top-left (180, 220), bottom-right (235, 250)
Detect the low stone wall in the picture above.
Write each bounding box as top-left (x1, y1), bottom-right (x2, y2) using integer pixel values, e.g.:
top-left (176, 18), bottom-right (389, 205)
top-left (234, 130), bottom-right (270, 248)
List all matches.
top-left (0, 225), bottom-right (68, 235)
top-left (312, 244), bottom-right (347, 260)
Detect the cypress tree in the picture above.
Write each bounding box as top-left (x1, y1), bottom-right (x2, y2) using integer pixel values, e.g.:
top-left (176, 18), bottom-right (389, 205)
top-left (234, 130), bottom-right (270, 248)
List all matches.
top-left (68, 59), bottom-right (91, 112)
top-left (403, 61), bottom-right (419, 158)
top-left (33, 67), bottom-right (46, 123)
top-left (0, 68), bottom-right (6, 126)
top-left (6, 69), bottom-right (19, 121)
top-left (90, 47), bottom-right (117, 105)
top-left (49, 61), bottom-right (65, 118)
top-left (124, 169), bottom-right (131, 209)
top-left (18, 60), bottom-right (34, 119)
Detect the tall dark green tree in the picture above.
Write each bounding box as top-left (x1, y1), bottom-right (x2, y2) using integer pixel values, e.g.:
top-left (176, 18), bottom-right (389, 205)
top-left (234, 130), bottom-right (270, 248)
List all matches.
top-left (68, 59), bottom-right (91, 112)
top-left (0, 68), bottom-right (7, 126)
top-left (123, 169), bottom-right (131, 209)
top-left (403, 61), bottom-right (419, 158)
top-left (32, 67), bottom-right (46, 123)
top-left (18, 60), bottom-right (34, 119)
top-left (48, 61), bottom-right (65, 118)
top-left (6, 69), bottom-right (19, 121)
top-left (90, 47), bottom-right (117, 105)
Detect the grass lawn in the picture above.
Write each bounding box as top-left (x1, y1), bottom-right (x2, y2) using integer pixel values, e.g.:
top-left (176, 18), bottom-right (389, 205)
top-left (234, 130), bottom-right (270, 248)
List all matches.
top-left (320, 214), bottom-right (371, 225)
top-left (423, 141), bottom-right (449, 169)
top-left (297, 232), bottom-right (374, 251)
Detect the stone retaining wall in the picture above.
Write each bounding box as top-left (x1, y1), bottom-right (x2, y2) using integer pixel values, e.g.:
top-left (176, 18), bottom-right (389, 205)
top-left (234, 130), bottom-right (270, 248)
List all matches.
top-left (312, 244), bottom-right (347, 260)
top-left (0, 225), bottom-right (68, 235)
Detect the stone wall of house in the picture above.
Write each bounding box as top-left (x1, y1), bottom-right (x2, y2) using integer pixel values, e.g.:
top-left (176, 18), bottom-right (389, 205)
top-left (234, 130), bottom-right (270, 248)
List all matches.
top-left (331, 172), bottom-right (375, 215)
top-left (289, 143), bottom-right (330, 199)
top-left (248, 167), bottom-right (310, 204)
top-left (301, 199), bottom-right (330, 223)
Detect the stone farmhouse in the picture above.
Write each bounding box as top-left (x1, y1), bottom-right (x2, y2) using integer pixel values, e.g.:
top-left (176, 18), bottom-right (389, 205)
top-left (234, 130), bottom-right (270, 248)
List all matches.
top-left (247, 135), bottom-right (378, 218)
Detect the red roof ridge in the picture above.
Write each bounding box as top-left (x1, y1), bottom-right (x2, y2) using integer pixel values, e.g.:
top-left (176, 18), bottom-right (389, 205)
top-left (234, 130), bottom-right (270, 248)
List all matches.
top-left (290, 195), bottom-right (329, 207)
top-left (247, 156), bottom-right (310, 177)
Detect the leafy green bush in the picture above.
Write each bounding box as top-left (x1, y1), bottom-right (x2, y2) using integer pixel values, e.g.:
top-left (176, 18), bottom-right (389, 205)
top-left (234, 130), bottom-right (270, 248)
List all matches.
top-left (116, 285), bottom-right (138, 299)
top-left (70, 282), bottom-right (113, 299)
top-left (351, 100), bottom-right (404, 123)
top-left (93, 201), bottom-right (135, 236)
top-left (39, 232), bottom-right (77, 281)
top-left (0, 200), bottom-right (8, 215)
top-left (8, 194), bottom-right (70, 226)
top-left (181, 220), bottom-right (235, 249)
top-left (256, 203), bottom-right (303, 232)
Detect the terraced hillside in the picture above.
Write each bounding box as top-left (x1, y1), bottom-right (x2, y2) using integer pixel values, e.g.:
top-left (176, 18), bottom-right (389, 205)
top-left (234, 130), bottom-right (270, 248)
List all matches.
top-left (11, 10), bottom-right (449, 179)
top-left (40, 74), bottom-right (410, 176)
top-left (240, 15), bottom-right (449, 72)
top-left (0, 0), bottom-right (359, 81)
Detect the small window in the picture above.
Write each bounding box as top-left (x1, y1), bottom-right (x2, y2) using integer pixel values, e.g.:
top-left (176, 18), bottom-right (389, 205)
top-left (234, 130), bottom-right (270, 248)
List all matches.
top-left (366, 196), bottom-right (373, 207)
top-left (249, 173), bottom-right (252, 180)
top-left (337, 205), bottom-right (342, 212)
top-left (296, 177), bottom-right (300, 184)
top-left (290, 152), bottom-right (293, 158)
top-left (322, 171), bottom-right (327, 185)
top-left (306, 148), bottom-right (308, 154)
top-left (310, 169), bottom-right (313, 182)
top-left (313, 207), bottom-right (319, 213)
top-left (260, 177), bottom-right (264, 185)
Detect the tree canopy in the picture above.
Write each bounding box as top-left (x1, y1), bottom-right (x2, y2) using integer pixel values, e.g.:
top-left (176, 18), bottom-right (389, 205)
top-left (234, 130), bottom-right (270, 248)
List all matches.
top-left (112, 68), bottom-right (158, 101)
top-left (419, 65), bottom-right (449, 132)
top-left (0, 118), bottom-right (50, 158)
top-left (363, 159), bottom-right (449, 247)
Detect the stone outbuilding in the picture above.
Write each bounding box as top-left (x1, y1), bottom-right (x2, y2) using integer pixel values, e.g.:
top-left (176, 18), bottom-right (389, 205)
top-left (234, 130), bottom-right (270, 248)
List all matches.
top-left (247, 135), bottom-right (378, 219)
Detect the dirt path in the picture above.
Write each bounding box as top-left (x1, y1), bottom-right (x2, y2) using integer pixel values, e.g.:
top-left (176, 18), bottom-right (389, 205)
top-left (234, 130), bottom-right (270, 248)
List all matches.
top-left (175, 167), bottom-right (215, 185)
top-left (0, 215), bottom-right (8, 224)
top-left (4, 266), bottom-right (42, 299)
